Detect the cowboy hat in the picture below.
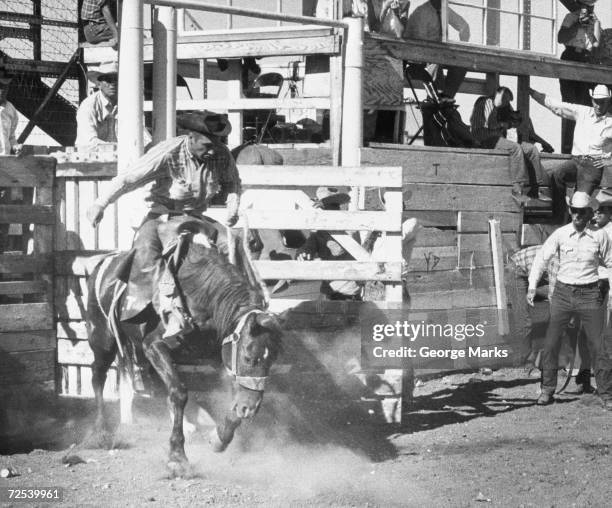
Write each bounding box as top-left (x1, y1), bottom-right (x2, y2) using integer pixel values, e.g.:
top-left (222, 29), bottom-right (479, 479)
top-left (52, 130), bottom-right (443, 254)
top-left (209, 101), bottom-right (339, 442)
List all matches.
top-left (566, 191), bottom-right (599, 210)
top-left (578, 0), bottom-right (597, 6)
top-left (590, 84), bottom-right (611, 99)
top-left (87, 61), bottom-right (119, 83)
top-left (176, 110), bottom-right (232, 138)
top-left (316, 187), bottom-right (351, 206)
top-left (594, 190), bottom-right (612, 209)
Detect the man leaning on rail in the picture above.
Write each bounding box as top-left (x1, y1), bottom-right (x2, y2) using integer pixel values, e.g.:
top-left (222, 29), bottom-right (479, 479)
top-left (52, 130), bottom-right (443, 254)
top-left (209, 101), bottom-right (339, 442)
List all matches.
top-left (86, 111), bottom-right (241, 340)
top-left (530, 84), bottom-right (612, 224)
top-left (527, 192), bottom-right (612, 408)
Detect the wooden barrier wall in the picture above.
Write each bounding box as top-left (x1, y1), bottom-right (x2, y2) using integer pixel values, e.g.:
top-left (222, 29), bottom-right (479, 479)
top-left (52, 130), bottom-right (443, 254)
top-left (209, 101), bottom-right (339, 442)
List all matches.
top-left (0, 157), bottom-right (56, 401)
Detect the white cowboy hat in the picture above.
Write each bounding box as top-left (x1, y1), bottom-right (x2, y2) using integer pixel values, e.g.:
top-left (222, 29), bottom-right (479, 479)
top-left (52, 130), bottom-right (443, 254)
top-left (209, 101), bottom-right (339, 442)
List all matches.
top-left (87, 61), bottom-right (119, 83)
top-left (566, 191), bottom-right (599, 210)
top-left (590, 84), bottom-right (611, 100)
top-left (594, 190), bottom-right (612, 209)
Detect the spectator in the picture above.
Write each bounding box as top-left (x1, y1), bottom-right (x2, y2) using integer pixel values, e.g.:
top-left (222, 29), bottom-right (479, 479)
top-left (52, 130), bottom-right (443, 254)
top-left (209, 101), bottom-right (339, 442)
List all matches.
top-left (530, 85), bottom-right (612, 224)
top-left (470, 86), bottom-right (547, 202)
top-left (528, 191), bottom-right (612, 407)
top-left (558, 0), bottom-right (601, 153)
top-left (379, 0), bottom-right (411, 39)
top-left (81, 0), bottom-right (119, 49)
top-left (297, 187), bottom-right (363, 301)
top-left (403, 0), bottom-right (469, 97)
top-left (0, 73), bottom-right (18, 156)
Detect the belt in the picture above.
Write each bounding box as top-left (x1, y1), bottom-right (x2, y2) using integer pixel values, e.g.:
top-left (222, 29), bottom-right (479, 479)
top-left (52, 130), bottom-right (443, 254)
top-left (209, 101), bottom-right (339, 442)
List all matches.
top-left (559, 280), bottom-right (599, 289)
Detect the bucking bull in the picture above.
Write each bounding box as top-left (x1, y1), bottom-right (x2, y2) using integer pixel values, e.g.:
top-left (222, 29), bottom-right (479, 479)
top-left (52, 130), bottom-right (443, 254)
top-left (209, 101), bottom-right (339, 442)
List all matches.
top-left (85, 216), bottom-right (283, 472)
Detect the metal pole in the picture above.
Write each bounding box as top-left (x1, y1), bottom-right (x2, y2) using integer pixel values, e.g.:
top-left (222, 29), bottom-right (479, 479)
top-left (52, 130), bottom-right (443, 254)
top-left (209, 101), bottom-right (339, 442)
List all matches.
top-left (152, 6), bottom-right (177, 143)
top-left (118, 0), bottom-right (145, 164)
top-left (340, 16), bottom-right (363, 210)
top-left (144, 0), bottom-right (347, 28)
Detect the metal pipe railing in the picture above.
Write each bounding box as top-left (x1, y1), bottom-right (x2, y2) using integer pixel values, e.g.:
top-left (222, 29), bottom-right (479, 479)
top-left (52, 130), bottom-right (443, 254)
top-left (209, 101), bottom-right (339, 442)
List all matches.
top-left (143, 0), bottom-right (348, 29)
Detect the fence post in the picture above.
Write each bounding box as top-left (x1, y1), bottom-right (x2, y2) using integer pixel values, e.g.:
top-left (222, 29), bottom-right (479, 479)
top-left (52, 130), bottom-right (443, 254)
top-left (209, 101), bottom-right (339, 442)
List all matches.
top-left (152, 6), bottom-right (177, 143)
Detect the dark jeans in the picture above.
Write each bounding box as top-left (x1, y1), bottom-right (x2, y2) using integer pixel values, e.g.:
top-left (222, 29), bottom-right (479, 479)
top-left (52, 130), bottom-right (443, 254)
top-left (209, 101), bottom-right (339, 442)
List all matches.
top-left (83, 21), bottom-right (114, 44)
top-left (541, 281), bottom-right (612, 398)
top-left (480, 137), bottom-right (544, 192)
top-left (550, 157), bottom-right (603, 224)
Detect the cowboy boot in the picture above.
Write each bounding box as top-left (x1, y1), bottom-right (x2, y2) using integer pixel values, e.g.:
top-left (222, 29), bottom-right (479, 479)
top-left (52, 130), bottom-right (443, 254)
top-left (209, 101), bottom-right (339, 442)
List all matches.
top-left (159, 269), bottom-right (194, 341)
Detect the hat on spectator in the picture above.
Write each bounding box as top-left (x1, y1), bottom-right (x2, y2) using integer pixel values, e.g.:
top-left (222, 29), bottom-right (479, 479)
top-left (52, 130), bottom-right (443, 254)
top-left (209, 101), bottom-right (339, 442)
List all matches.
top-left (316, 187), bottom-right (351, 206)
top-left (566, 191), bottom-right (599, 210)
top-left (594, 190), bottom-right (612, 209)
top-left (590, 84), bottom-right (611, 99)
top-left (579, 0), bottom-right (598, 6)
top-left (0, 71), bottom-right (12, 86)
top-left (87, 61), bottom-right (119, 83)
top-left (176, 110), bottom-right (232, 138)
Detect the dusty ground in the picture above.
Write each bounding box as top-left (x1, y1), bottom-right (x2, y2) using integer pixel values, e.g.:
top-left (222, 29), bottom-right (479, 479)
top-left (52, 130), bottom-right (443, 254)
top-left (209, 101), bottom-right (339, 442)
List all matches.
top-left (2, 368), bottom-right (612, 508)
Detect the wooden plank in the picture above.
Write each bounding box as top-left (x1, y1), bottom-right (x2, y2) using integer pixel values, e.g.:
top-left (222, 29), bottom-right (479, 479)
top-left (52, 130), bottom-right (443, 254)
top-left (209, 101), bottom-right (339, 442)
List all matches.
top-left (0, 349), bottom-right (55, 384)
top-left (416, 228), bottom-right (456, 247)
top-left (459, 232), bottom-right (518, 252)
top-left (56, 163), bottom-right (116, 178)
top-left (0, 156), bottom-right (55, 188)
top-left (0, 303), bottom-right (53, 331)
top-left (254, 261), bottom-right (402, 281)
top-left (405, 268), bottom-right (495, 293)
top-left (242, 210), bottom-right (402, 232)
top-left (0, 331), bottom-right (55, 353)
top-left (0, 280), bottom-right (48, 295)
top-left (363, 34), bottom-right (404, 107)
top-left (0, 253), bottom-right (52, 274)
top-left (409, 288), bottom-right (497, 309)
top-left (238, 165), bottom-right (402, 188)
top-left (404, 184), bottom-right (520, 212)
top-left (368, 34), bottom-right (612, 84)
top-left (273, 148), bottom-right (332, 165)
top-left (405, 211), bottom-right (521, 232)
top-left (409, 247), bottom-right (494, 271)
top-left (361, 147), bottom-right (513, 186)
top-left (0, 205), bottom-right (55, 225)
top-left (489, 219), bottom-right (509, 335)
top-left (145, 97), bottom-right (333, 113)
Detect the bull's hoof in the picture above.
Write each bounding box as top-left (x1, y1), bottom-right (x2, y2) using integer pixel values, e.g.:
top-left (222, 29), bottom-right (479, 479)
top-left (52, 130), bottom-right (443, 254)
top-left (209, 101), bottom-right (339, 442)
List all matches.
top-left (208, 428), bottom-right (229, 453)
top-left (166, 459), bottom-right (191, 478)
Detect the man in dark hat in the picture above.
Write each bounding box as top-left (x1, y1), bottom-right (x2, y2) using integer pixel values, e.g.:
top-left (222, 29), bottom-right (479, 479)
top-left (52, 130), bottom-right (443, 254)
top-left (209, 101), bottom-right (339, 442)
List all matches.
top-left (86, 111), bottom-right (241, 339)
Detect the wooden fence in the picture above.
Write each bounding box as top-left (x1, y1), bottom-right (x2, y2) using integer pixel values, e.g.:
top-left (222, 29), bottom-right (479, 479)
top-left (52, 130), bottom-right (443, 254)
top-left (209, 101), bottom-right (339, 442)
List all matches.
top-left (53, 161), bottom-right (404, 420)
top-left (0, 156), bottom-right (56, 398)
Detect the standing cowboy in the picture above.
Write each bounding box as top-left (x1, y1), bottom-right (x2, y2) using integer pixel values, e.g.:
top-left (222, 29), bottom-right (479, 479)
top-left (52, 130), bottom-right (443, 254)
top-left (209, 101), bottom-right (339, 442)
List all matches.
top-left (86, 111), bottom-right (241, 339)
top-left (528, 191), bottom-right (612, 407)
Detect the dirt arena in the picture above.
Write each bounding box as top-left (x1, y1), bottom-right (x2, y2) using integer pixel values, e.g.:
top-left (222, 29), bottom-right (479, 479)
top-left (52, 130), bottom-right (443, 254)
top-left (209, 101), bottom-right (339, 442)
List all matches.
top-left (2, 366), bottom-right (612, 508)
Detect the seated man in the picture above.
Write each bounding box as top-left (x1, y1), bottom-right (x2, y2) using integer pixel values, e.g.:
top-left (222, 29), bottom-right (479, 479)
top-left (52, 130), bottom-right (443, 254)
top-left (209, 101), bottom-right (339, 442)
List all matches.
top-left (403, 0), bottom-right (469, 98)
top-left (80, 0), bottom-right (118, 49)
top-left (470, 86), bottom-right (547, 202)
top-left (297, 187), bottom-right (363, 301)
top-left (86, 111), bottom-right (241, 339)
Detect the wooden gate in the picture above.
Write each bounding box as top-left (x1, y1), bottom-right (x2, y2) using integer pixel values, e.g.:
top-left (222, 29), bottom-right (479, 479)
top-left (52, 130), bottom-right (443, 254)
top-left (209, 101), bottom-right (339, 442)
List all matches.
top-left (0, 156), bottom-right (56, 399)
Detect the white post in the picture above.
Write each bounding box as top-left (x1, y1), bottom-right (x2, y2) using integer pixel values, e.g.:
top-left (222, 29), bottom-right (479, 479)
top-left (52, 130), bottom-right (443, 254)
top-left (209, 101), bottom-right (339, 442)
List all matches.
top-left (227, 59), bottom-right (243, 149)
top-left (341, 16), bottom-right (363, 210)
top-left (118, 0), bottom-right (145, 162)
top-left (152, 6), bottom-right (177, 143)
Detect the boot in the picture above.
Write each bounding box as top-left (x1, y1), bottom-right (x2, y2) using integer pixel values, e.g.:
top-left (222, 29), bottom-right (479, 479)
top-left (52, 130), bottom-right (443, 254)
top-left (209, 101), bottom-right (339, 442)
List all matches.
top-left (159, 294), bottom-right (194, 341)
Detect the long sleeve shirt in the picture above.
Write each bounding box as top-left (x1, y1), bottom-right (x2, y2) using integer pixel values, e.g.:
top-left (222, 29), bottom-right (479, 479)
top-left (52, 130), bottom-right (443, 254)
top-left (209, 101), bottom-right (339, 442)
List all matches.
top-left (0, 101), bottom-right (18, 155)
top-left (533, 94), bottom-right (612, 156)
top-left (528, 223), bottom-right (612, 290)
top-left (94, 135), bottom-right (241, 215)
top-left (75, 91), bottom-right (117, 148)
top-left (403, 2), bottom-right (470, 42)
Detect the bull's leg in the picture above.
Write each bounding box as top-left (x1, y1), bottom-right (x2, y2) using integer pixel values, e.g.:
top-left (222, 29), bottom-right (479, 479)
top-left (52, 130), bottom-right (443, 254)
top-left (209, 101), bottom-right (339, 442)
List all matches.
top-left (144, 340), bottom-right (188, 465)
top-left (91, 345), bottom-right (117, 433)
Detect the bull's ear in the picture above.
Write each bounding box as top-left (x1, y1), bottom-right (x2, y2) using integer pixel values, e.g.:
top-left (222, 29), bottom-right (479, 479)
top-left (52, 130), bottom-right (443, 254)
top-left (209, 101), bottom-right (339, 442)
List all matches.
top-left (255, 312), bottom-right (283, 332)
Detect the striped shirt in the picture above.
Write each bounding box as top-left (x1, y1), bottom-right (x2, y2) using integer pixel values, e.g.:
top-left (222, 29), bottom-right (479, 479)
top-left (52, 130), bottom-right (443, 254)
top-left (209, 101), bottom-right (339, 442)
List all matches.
top-left (81, 0), bottom-right (114, 23)
top-left (95, 136), bottom-right (241, 214)
top-left (511, 245), bottom-right (558, 298)
top-left (470, 96), bottom-right (506, 143)
top-left (528, 223), bottom-right (612, 290)
top-left (538, 95), bottom-right (612, 156)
